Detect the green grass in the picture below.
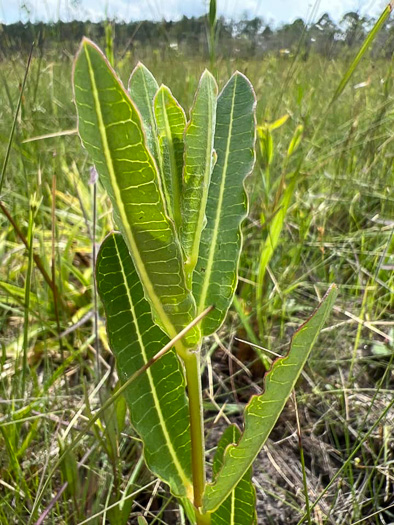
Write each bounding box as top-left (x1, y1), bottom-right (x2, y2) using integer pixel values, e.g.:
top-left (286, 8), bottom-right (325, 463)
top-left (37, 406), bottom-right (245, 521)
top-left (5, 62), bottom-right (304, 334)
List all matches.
top-left (0, 36), bottom-right (393, 525)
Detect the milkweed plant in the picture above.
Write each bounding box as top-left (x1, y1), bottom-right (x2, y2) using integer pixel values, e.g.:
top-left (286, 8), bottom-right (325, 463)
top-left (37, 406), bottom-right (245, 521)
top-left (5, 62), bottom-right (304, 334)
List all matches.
top-left (73, 38), bottom-right (337, 524)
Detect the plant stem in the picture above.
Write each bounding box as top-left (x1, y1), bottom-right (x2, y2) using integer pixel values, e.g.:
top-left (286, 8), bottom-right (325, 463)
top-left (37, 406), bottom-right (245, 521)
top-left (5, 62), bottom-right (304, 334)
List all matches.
top-left (21, 202), bottom-right (35, 397)
top-left (183, 350), bottom-right (206, 510)
top-left (195, 510), bottom-right (211, 525)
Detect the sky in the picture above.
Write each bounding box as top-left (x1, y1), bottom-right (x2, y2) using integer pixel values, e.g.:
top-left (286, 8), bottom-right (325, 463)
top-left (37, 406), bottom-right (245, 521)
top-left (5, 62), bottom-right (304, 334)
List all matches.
top-left (0, 0), bottom-right (387, 26)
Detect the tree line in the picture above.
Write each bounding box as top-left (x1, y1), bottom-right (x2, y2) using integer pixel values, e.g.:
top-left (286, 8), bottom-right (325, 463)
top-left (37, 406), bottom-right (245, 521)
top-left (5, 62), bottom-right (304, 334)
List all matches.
top-left (0, 12), bottom-right (393, 59)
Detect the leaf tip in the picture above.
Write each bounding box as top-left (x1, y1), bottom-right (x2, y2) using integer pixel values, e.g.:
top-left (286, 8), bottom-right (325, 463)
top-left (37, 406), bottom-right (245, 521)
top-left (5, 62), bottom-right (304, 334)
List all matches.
top-left (132, 60), bottom-right (147, 74)
top-left (80, 36), bottom-right (99, 53)
top-left (129, 61), bottom-right (157, 86)
top-left (200, 68), bottom-right (218, 91)
top-left (201, 67), bottom-right (213, 77)
top-left (81, 35), bottom-right (92, 45)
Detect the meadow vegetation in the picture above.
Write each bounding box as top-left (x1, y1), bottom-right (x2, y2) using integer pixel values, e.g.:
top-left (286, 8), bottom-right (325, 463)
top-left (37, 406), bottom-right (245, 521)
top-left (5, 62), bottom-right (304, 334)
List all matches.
top-left (0, 11), bottom-right (393, 524)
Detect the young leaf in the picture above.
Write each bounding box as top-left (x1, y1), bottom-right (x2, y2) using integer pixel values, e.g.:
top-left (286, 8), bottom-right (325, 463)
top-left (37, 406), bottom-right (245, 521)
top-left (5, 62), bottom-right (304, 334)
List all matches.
top-left (211, 425), bottom-right (256, 525)
top-left (267, 113), bottom-right (289, 131)
top-left (287, 124), bottom-right (303, 157)
top-left (96, 232), bottom-right (193, 499)
top-left (203, 285), bottom-right (338, 512)
top-left (154, 85), bottom-right (186, 231)
top-left (128, 62), bottom-right (160, 165)
top-left (257, 126), bottom-right (273, 168)
top-left (181, 70), bottom-right (218, 284)
top-left (73, 39), bottom-right (199, 351)
top-left (208, 0), bottom-right (217, 30)
top-left (193, 72), bottom-right (256, 336)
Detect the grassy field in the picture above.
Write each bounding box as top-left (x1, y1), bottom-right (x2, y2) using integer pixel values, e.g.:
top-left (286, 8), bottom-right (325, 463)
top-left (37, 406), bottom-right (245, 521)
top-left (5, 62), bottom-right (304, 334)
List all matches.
top-left (0, 32), bottom-right (393, 525)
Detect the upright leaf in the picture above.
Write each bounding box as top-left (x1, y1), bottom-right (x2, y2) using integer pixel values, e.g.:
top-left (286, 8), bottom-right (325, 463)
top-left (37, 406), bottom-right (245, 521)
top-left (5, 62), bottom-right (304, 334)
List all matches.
top-left (203, 285), bottom-right (338, 512)
top-left (96, 233), bottom-right (192, 499)
top-left (329, 4), bottom-right (392, 107)
top-left (287, 124), bottom-right (303, 157)
top-left (154, 86), bottom-right (186, 230)
top-left (257, 173), bottom-right (298, 302)
top-left (73, 39), bottom-right (199, 351)
top-left (181, 70), bottom-right (218, 284)
top-left (211, 425), bottom-right (256, 525)
top-left (193, 72), bottom-right (256, 336)
top-left (128, 62), bottom-right (160, 165)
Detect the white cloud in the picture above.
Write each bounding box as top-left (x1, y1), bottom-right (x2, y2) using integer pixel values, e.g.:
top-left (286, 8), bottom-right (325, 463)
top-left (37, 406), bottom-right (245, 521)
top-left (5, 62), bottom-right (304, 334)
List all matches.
top-left (0, 0), bottom-right (387, 25)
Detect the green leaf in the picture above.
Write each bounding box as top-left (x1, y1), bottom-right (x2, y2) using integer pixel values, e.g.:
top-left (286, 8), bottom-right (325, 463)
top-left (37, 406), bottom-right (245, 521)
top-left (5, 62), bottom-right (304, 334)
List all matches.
top-left (208, 0), bottom-right (217, 29)
top-left (203, 285), bottom-right (338, 512)
top-left (257, 126), bottom-right (273, 167)
top-left (329, 4), bottom-right (392, 106)
top-left (0, 281), bottom-right (40, 310)
top-left (267, 113), bottom-right (289, 131)
top-left (181, 70), bottom-right (218, 284)
top-left (96, 233), bottom-right (193, 499)
top-left (59, 443), bottom-right (80, 497)
top-left (73, 39), bottom-right (199, 351)
top-left (287, 124), bottom-right (303, 157)
top-left (193, 72), bottom-right (256, 336)
top-left (128, 62), bottom-right (160, 165)
top-left (211, 425), bottom-right (256, 525)
top-left (154, 85), bottom-right (186, 231)
top-left (257, 173), bottom-right (298, 301)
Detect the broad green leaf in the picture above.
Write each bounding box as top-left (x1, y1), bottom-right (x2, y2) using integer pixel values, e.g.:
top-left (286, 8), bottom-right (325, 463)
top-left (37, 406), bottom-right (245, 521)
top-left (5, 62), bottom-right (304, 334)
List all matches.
top-left (181, 70), bottom-right (218, 284)
top-left (154, 85), bottom-right (186, 231)
top-left (211, 425), bottom-right (256, 525)
top-left (193, 72), bottom-right (256, 336)
top-left (96, 233), bottom-right (193, 499)
top-left (73, 39), bottom-right (199, 351)
top-left (128, 62), bottom-right (160, 165)
top-left (203, 285), bottom-right (338, 512)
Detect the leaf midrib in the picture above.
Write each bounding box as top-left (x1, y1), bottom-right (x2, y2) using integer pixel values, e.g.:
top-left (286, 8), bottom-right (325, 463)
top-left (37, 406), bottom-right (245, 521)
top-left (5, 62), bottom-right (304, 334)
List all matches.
top-left (230, 489), bottom-right (235, 525)
top-left (112, 234), bottom-right (192, 494)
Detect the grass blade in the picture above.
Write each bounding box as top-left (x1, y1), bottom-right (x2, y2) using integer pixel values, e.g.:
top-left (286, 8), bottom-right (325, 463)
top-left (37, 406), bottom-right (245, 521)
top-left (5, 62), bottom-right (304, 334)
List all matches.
top-left (0, 44), bottom-right (34, 195)
top-left (21, 199), bottom-right (36, 396)
top-left (329, 3), bottom-right (393, 106)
